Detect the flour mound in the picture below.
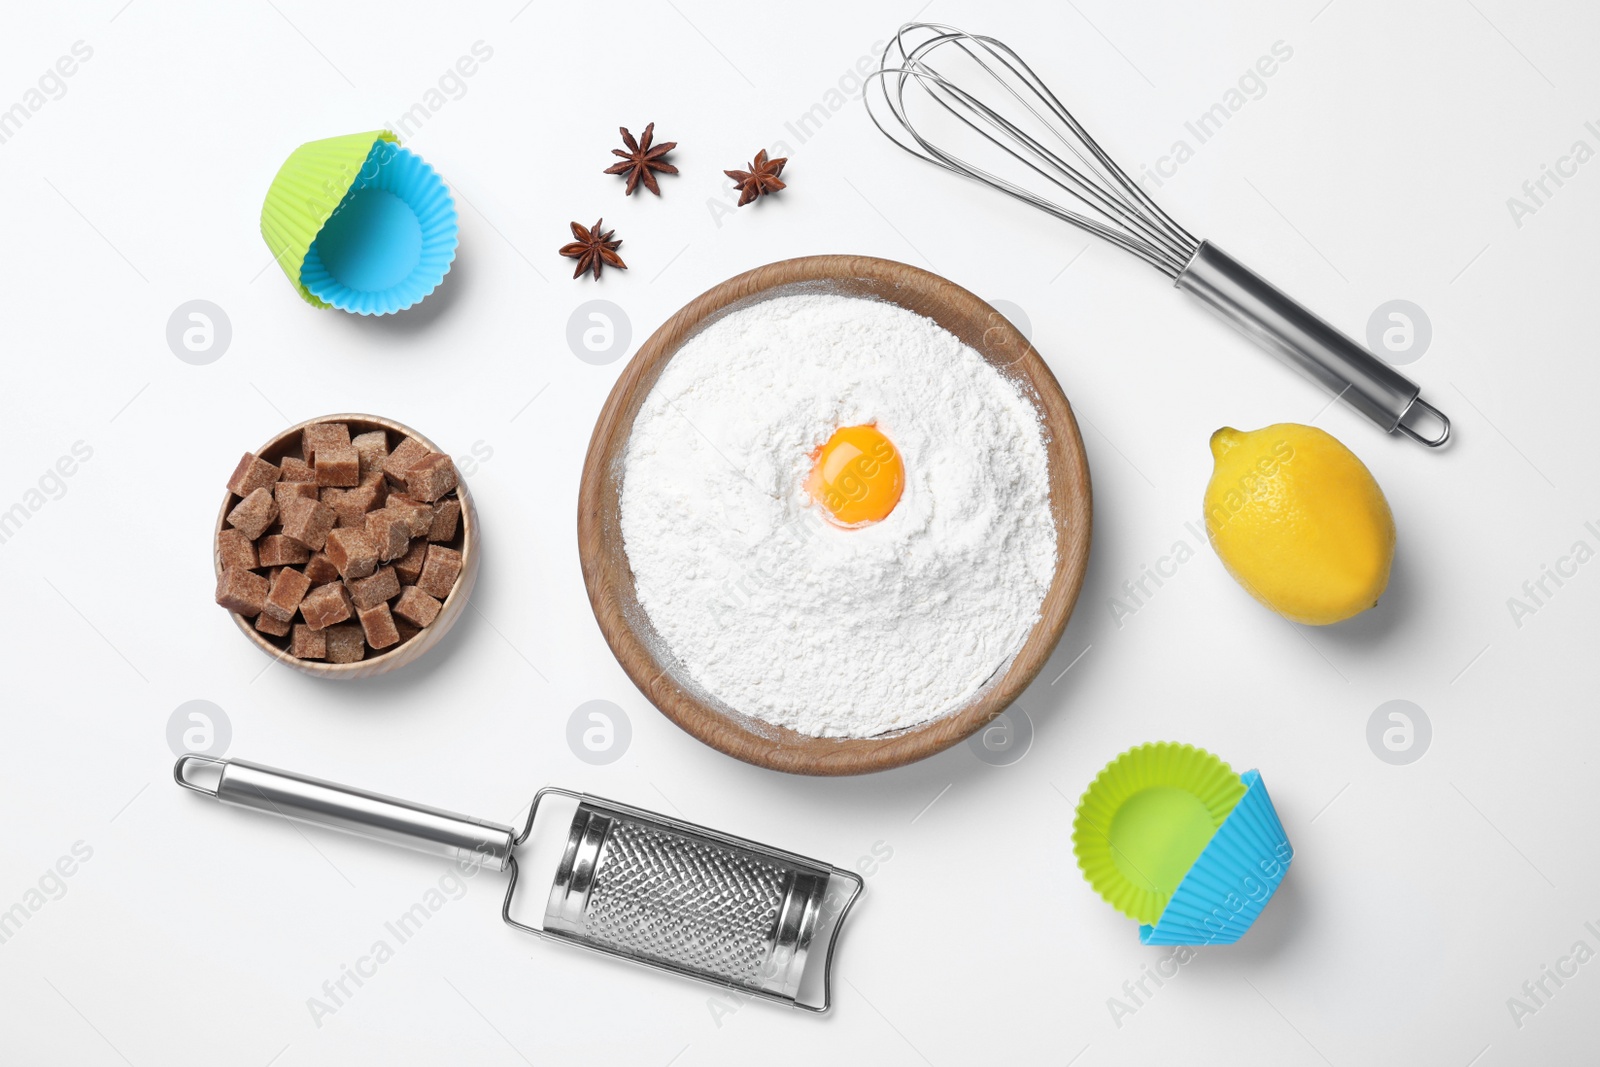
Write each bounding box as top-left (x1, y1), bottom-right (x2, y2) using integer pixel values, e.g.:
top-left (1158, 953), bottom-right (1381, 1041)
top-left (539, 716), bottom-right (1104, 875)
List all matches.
top-left (620, 294), bottom-right (1057, 739)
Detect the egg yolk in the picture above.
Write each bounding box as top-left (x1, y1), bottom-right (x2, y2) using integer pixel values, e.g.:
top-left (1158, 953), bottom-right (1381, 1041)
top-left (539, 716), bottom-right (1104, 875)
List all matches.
top-left (806, 424), bottom-right (905, 527)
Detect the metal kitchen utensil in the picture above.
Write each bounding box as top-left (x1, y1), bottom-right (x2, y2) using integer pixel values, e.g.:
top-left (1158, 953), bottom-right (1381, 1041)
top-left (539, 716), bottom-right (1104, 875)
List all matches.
top-left (174, 755), bottom-right (862, 1011)
top-left (865, 23), bottom-right (1451, 448)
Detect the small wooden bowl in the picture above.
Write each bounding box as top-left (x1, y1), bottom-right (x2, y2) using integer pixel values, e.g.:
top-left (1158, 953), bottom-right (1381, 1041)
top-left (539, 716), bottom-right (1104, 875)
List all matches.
top-left (578, 255), bottom-right (1093, 775)
top-left (214, 413), bottom-right (479, 679)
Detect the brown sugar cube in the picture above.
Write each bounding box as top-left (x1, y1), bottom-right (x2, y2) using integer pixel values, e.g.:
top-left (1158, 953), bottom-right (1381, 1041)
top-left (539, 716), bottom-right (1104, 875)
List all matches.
top-left (393, 586), bottom-right (442, 628)
top-left (359, 469), bottom-right (390, 514)
top-left (319, 487), bottom-right (348, 521)
top-left (359, 464), bottom-right (390, 497)
top-left (274, 480), bottom-right (320, 511)
top-left (394, 619), bottom-right (421, 645)
top-left (279, 496), bottom-right (337, 552)
top-left (257, 534), bottom-right (311, 568)
top-left (415, 544), bottom-right (463, 600)
top-left (353, 431), bottom-right (390, 477)
top-left (301, 422), bottom-right (351, 464)
top-left (345, 485), bottom-right (382, 522)
top-left (299, 582), bottom-right (354, 631)
top-left (347, 566), bottom-right (400, 611)
top-left (217, 528), bottom-right (259, 572)
top-left (226, 452), bottom-right (280, 497)
top-left (323, 623), bottom-right (366, 663)
top-left (322, 485), bottom-right (381, 528)
top-left (264, 567), bottom-right (312, 622)
top-left (304, 552), bottom-right (339, 584)
top-left (404, 453), bottom-right (458, 503)
top-left (384, 494), bottom-right (434, 538)
top-left (325, 527), bottom-right (379, 580)
top-left (394, 539), bottom-right (428, 584)
top-left (315, 446), bottom-right (360, 487)
top-left (280, 456), bottom-right (316, 483)
top-left (383, 436), bottom-right (431, 483)
top-left (255, 611), bottom-right (292, 637)
top-left (215, 567), bottom-right (269, 617)
top-left (358, 603), bottom-right (401, 650)
top-left (427, 497), bottom-right (461, 543)
top-left (226, 487), bottom-right (278, 541)
top-left (364, 508), bottom-right (412, 562)
top-left (291, 624), bottom-right (325, 660)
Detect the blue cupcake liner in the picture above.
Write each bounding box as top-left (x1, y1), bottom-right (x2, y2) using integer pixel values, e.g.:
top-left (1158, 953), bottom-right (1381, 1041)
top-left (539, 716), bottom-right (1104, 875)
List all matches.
top-left (301, 140), bottom-right (458, 316)
top-left (1138, 770), bottom-right (1293, 946)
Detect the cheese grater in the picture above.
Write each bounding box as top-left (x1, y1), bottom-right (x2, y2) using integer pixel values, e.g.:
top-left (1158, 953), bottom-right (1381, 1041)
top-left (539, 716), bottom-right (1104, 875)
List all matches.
top-left (175, 756), bottom-right (862, 1011)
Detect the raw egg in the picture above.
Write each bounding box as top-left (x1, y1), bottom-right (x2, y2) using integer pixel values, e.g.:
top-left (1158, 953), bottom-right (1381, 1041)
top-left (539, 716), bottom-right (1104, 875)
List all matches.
top-left (806, 424), bottom-right (904, 527)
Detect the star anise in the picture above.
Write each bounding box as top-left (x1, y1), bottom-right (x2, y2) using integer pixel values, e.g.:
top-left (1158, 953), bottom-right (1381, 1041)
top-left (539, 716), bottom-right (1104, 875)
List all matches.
top-left (559, 219), bottom-right (626, 280)
top-left (603, 122), bottom-right (679, 196)
top-left (725, 149), bottom-right (787, 206)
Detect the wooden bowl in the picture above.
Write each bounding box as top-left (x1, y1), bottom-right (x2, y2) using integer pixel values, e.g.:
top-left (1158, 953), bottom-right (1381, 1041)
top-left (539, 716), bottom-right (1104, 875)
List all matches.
top-left (214, 413), bottom-right (479, 679)
top-left (578, 255), bottom-right (1092, 775)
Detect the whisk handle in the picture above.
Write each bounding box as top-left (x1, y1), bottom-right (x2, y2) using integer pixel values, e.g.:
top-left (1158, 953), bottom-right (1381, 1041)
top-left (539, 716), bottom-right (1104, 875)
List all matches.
top-left (1176, 241), bottom-right (1449, 446)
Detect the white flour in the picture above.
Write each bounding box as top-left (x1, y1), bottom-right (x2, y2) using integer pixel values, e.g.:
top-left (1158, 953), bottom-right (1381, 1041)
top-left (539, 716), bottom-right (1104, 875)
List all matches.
top-left (619, 293), bottom-right (1057, 738)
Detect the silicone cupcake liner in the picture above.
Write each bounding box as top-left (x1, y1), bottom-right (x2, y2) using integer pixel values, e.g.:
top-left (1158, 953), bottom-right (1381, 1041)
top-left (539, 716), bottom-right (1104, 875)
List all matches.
top-left (259, 131), bottom-right (458, 315)
top-left (1072, 742), bottom-right (1246, 925)
top-left (261, 129), bottom-right (397, 308)
top-left (1138, 770), bottom-right (1293, 946)
top-left (302, 140), bottom-right (458, 315)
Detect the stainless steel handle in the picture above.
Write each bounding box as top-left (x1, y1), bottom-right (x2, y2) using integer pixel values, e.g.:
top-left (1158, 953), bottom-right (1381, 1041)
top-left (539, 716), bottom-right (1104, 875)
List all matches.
top-left (174, 756), bottom-right (514, 871)
top-left (1176, 241), bottom-right (1450, 447)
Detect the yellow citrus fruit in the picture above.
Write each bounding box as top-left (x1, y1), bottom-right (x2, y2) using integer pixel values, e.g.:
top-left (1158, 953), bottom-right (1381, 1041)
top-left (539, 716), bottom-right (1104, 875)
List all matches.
top-left (1203, 423), bottom-right (1394, 625)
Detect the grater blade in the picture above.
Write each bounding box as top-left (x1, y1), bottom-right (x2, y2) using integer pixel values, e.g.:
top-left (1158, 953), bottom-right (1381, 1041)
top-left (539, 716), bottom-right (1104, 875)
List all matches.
top-left (505, 790), bottom-right (861, 1011)
top-left (542, 803), bottom-right (829, 999)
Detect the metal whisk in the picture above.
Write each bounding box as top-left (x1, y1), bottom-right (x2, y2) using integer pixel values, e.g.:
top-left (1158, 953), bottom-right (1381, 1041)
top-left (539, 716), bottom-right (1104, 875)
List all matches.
top-left (866, 23), bottom-right (1450, 448)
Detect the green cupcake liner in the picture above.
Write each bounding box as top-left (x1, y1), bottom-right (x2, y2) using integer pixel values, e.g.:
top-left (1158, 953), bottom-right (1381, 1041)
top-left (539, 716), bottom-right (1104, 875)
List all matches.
top-left (1072, 741), bottom-right (1246, 924)
top-left (259, 129), bottom-right (399, 308)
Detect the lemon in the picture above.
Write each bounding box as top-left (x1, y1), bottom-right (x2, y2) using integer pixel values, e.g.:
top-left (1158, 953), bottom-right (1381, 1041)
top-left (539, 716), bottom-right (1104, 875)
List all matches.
top-left (1203, 423), bottom-right (1394, 625)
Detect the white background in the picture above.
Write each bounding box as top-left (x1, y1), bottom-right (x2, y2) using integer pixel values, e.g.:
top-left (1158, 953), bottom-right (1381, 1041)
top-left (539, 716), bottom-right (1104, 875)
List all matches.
top-left (2, 0), bottom-right (1597, 1063)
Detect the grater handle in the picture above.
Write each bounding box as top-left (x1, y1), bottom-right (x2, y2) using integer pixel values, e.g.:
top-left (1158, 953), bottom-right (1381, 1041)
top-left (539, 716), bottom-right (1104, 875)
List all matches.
top-left (174, 756), bottom-right (515, 871)
top-left (1175, 241), bottom-right (1450, 447)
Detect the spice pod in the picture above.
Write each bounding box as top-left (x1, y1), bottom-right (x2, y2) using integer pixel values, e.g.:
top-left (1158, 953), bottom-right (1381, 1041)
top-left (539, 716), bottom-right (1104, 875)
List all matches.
top-left (260, 131), bottom-right (458, 315)
top-left (1071, 742), bottom-right (1247, 924)
top-left (1137, 770), bottom-right (1294, 946)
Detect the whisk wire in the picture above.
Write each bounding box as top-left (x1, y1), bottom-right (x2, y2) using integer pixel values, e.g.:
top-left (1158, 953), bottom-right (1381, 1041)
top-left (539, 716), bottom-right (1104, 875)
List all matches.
top-left (902, 30), bottom-right (1196, 265)
top-left (866, 23), bottom-right (1200, 276)
top-left (878, 67), bottom-right (1182, 273)
top-left (980, 33), bottom-right (1200, 253)
top-left (915, 67), bottom-right (1189, 265)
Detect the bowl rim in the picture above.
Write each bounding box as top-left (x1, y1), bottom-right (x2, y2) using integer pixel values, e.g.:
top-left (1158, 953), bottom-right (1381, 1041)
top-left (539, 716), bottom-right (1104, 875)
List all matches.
top-left (213, 411), bottom-right (476, 678)
top-left (577, 254), bottom-right (1093, 775)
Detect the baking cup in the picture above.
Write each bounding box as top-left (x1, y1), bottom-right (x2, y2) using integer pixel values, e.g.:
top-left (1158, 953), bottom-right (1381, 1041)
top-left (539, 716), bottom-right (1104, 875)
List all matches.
top-left (1138, 770), bottom-right (1293, 945)
top-left (259, 131), bottom-right (458, 315)
top-left (1072, 742), bottom-right (1247, 925)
